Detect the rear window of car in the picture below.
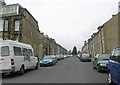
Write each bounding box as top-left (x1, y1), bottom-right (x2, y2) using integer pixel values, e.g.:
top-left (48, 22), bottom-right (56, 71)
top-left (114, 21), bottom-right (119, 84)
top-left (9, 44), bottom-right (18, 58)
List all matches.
top-left (44, 56), bottom-right (53, 59)
top-left (82, 54), bottom-right (90, 56)
top-left (1, 46), bottom-right (9, 56)
top-left (98, 54), bottom-right (110, 60)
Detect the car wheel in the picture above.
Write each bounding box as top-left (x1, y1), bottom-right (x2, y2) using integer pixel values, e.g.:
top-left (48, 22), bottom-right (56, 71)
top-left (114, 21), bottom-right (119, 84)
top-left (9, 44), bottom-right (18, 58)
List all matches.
top-left (93, 66), bottom-right (95, 69)
top-left (2, 73), bottom-right (5, 77)
top-left (19, 66), bottom-right (24, 75)
top-left (35, 62), bottom-right (39, 69)
top-left (97, 66), bottom-right (100, 72)
top-left (52, 62), bottom-right (55, 66)
top-left (40, 64), bottom-right (43, 67)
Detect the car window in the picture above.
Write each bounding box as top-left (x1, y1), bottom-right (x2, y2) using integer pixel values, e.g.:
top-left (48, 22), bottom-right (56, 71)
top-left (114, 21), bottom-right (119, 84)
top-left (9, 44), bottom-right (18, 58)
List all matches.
top-left (98, 54), bottom-right (110, 61)
top-left (1, 46), bottom-right (9, 56)
top-left (44, 56), bottom-right (52, 59)
top-left (115, 50), bottom-right (120, 63)
top-left (95, 54), bottom-right (99, 59)
top-left (22, 48), bottom-right (28, 56)
top-left (111, 49), bottom-right (120, 63)
top-left (13, 46), bottom-right (22, 56)
top-left (83, 55), bottom-right (90, 58)
top-left (28, 49), bottom-right (33, 56)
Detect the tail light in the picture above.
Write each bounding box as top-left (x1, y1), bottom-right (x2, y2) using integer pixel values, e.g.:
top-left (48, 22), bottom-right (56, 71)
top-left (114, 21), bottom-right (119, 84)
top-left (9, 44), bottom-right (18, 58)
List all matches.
top-left (11, 59), bottom-right (14, 65)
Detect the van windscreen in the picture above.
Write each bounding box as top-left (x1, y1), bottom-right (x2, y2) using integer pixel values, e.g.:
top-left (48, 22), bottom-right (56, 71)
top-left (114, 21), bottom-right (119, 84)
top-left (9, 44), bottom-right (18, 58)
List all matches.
top-left (1, 46), bottom-right (9, 56)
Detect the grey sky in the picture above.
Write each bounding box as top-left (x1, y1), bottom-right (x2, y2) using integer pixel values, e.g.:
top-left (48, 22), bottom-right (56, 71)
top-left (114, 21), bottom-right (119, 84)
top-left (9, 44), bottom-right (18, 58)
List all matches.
top-left (5, 0), bottom-right (119, 51)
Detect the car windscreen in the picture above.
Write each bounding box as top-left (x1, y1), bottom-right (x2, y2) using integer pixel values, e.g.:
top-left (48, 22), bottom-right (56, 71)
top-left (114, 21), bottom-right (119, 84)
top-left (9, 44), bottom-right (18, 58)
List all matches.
top-left (98, 54), bottom-right (110, 61)
top-left (1, 46), bottom-right (9, 56)
top-left (43, 56), bottom-right (53, 59)
top-left (114, 49), bottom-right (120, 56)
top-left (82, 54), bottom-right (90, 58)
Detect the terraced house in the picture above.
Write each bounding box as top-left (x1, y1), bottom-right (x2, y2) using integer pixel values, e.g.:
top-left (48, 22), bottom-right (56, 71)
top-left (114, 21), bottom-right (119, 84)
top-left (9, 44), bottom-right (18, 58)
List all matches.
top-left (0, 1), bottom-right (68, 59)
top-left (82, 12), bottom-right (120, 57)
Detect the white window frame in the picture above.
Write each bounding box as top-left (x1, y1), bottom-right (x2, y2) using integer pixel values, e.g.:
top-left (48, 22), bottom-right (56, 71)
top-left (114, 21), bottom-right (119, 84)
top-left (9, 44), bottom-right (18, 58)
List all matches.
top-left (15, 20), bottom-right (20, 31)
top-left (0, 19), bottom-right (4, 31)
top-left (4, 20), bottom-right (8, 31)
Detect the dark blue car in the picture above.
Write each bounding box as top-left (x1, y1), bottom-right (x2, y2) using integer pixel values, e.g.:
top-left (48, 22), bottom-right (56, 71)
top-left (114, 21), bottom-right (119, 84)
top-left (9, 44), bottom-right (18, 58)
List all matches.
top-left (108, 48), bottom-right (120, 85)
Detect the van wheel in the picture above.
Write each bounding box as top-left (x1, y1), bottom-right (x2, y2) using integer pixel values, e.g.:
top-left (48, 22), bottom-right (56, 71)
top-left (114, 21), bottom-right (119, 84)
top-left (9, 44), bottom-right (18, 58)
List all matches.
top-left (108, 73), bottom-right (114, 85)
top-left (19, 66), bottom-right (24, 75)
top-left (35, 62), bottom-right (39, 69)
top-left (2, 73), bottom-right (5, 77)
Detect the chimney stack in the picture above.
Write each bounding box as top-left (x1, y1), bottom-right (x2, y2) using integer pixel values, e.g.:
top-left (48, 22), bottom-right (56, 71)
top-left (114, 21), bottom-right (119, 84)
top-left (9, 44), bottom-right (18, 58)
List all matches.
top-left (0, 0), bottom-right (6, 5)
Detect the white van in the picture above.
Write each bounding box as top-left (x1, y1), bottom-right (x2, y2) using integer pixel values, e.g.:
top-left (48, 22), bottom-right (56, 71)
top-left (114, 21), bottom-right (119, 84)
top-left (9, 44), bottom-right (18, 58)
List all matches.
top-left (0, 40), bottom-right (39, 75)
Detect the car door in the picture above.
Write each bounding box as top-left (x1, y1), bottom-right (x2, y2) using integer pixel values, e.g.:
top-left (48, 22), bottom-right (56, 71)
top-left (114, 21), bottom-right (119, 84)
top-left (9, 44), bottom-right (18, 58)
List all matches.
top-left (30, 55), bottom-right (36, 68)
top-left (28, 49), bottom-right (36, 68)
top-left (22, 48), bottom-right (31, 69)
top-left (110, 50), bottom-right (119, 84)
top-left (13, 46), bottom-right (24, 71)
top-left (117, 62), bottom-right (120, 85)
top-left (117, 54), bottom-right (120, 85)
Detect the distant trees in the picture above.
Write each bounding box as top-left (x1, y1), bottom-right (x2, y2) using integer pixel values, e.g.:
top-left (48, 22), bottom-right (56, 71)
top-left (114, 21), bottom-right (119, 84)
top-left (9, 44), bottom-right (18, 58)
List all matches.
top-left (72, 46), bottom-right (77, 55)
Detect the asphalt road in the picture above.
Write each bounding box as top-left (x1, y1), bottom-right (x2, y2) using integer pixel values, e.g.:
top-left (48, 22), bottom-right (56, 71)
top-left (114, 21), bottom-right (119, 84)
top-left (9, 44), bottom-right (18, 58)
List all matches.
top-left (2, 56), bottom-right (108, 83)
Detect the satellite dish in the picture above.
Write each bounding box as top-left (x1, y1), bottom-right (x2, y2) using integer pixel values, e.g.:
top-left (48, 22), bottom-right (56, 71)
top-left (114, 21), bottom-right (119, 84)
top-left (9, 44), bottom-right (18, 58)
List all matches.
top-left (0, 0), bottom-right (6, 5)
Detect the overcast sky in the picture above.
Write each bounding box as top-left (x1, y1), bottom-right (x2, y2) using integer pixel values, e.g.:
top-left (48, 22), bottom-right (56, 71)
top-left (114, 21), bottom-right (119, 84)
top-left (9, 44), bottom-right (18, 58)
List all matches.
top-left (5, 0), bottom-right (120, 51)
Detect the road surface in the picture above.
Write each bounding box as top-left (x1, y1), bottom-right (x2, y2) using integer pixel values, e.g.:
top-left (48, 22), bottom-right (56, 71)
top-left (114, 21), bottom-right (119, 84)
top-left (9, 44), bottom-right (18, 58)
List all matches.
top-left (2, 56), bottom-right (108, 83)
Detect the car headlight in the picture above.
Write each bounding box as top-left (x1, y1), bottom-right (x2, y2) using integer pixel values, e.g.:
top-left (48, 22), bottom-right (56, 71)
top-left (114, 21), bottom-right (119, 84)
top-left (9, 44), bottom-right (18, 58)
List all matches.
top-left (49, 60), bottom-right (52, 62)
top-left (100, 64), bottom-right (107, 66)
top-left (40, 61), bottom-right (43, 63)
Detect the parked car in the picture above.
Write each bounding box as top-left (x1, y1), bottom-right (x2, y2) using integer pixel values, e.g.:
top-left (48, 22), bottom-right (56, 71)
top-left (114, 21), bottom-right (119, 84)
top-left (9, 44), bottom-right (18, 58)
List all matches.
top-left (56, 55), bottom-right (60, 61)
top-left (56, 54), bottom-right (64, 61)
top-left (79, 53), bottom-right (91, 62)
top-left (0, 40), bottom-right (39, 75)
top-left (108, 48), bottom-right (120, 85)
top-left (63, 55), bottom-right (67, 58)
top-left (40, 55), bottom-right (57, 67)
top-left (93, 54), bottom-right (110, 72)
top-left (59, 54), bottom-right (64, 60)
top-left (77, 54), bottom-right (80, 58)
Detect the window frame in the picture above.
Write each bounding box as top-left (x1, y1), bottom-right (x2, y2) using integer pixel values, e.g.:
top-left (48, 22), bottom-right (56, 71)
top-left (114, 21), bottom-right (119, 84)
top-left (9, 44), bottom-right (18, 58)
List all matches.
top-left (15, 20), bottom-right (20, 31)
top-left (0, 19), bottom-right (4, 31)
top-left (4, 20), bottom-right (9, 31)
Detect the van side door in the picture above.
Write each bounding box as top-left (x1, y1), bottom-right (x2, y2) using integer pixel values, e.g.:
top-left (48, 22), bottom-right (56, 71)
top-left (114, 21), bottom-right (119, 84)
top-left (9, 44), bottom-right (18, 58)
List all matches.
top-left (22, 48), bottom-right (31, 69)
top-left (13, 46), bottom-right (23, 72)
top-left (28, 49), bottom-right (36, 68)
